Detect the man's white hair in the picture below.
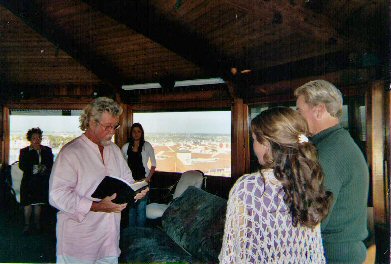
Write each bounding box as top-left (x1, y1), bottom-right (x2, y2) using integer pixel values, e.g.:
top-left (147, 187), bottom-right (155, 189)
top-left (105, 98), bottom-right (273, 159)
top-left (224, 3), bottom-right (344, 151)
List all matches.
top-left (79, 97), bottom-right (122, 131)
top-left (294, 80), bottom-right (343, 118)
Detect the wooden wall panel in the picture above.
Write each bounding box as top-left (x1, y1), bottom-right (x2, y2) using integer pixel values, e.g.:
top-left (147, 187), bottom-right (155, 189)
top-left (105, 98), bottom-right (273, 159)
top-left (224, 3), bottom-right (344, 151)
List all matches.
top-left (0, 106), bottom-right (3, 165)
top-left (361, 81), bottom-right (389, 262)
top-left (386, 89), bottom-right (390, 221)
top-left (5, 84), bottom-right (98, 109)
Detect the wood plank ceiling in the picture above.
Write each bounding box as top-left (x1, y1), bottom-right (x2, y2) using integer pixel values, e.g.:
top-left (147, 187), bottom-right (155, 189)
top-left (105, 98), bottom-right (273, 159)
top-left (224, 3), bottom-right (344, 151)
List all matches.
top-left (0, 0), bottom-right (388, 100)
top-left (0, 4), bottom-right (100, 85)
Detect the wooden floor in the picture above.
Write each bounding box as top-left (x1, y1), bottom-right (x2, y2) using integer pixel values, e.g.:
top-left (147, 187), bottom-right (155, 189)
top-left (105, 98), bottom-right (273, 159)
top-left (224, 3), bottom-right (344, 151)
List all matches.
top-left (0, 205), bottom-right (56, 263)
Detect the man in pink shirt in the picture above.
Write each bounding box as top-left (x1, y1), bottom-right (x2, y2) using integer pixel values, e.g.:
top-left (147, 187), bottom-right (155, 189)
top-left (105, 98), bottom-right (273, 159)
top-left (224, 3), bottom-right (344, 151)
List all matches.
top-left (49, 97), bottom-right (148, 264)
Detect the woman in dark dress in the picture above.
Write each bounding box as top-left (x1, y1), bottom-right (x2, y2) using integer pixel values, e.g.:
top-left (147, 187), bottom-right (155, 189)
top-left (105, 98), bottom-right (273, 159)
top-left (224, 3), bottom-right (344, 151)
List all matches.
top-left (19, 127), bottom-right (53, 234)
top-left (121, 123), bottom-right (156, 227)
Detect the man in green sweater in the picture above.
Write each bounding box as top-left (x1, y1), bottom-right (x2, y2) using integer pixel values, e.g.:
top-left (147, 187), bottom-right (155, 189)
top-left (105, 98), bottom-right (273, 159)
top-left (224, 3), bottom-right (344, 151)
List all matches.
top-left (295, 80), bottom-right (369, 263)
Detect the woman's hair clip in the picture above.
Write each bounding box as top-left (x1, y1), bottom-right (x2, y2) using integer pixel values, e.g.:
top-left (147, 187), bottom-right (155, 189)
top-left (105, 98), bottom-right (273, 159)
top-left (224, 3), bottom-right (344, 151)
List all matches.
top-left (298, 134), bottom-right (309, 144)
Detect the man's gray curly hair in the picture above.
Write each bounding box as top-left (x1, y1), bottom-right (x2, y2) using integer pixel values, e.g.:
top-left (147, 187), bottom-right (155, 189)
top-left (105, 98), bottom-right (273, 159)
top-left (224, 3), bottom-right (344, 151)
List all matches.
top-left (294, 80), bottom-right (343, 119)
top-left (79, 97), bottom-right (123, 131)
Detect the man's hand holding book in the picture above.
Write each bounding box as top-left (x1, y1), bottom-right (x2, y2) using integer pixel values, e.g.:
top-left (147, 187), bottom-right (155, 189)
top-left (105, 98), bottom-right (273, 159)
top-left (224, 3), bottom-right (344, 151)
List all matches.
top-left (90, 176), bottom-right (150, 213)
top-left (90, 193), bottom-right (127, 213)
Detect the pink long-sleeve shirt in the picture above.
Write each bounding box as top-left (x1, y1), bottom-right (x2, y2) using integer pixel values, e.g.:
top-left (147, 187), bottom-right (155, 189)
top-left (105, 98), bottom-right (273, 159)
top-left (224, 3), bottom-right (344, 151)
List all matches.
top-left (49, 134), bottom-right (134, 261)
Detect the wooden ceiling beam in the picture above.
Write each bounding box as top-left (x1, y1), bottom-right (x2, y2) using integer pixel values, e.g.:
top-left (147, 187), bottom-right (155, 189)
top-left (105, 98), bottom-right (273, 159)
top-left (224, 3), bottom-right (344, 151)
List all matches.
top-left (252, 51), bottom-right (352, 84)
top-left (135, 89), bottom-right (230, 103)
top-left (128, 100), bottom-right (231, 112)
top-left (0, 0), bottom-right (125, 91)
top-left (82, 0), bottom-right (233, 78)
top-left (246, 68), bottom-right (371, 105)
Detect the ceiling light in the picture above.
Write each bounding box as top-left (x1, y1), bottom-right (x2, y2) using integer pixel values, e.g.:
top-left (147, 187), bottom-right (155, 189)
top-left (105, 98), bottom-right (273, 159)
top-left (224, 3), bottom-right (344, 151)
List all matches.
top-left (122, 83), bottom-right (162, 90)
top-left (240, 69), bottom-right (252, 74)
top-left (174, 78), bottom-right (225, 87)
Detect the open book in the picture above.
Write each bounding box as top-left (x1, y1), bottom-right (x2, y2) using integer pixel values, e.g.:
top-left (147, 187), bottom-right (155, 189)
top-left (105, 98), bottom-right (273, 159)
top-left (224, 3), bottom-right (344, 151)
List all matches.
top-left (91, 176), bottom-right (148, 205)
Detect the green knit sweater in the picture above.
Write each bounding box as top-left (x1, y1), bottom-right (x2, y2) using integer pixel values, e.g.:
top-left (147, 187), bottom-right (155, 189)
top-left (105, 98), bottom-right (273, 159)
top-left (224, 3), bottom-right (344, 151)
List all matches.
top-left (311, 124), bottom-right (369, 263)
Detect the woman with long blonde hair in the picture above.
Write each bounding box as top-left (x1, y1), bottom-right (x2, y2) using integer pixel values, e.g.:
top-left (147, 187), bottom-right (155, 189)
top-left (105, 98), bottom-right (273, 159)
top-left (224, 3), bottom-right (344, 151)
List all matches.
top-left (219, 107), bottom-right (332, 263)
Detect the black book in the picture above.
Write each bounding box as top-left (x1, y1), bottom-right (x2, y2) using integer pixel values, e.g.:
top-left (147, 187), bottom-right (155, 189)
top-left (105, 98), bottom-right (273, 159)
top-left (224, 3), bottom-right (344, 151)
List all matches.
top-left (91, 176), bottom-right (148, 205)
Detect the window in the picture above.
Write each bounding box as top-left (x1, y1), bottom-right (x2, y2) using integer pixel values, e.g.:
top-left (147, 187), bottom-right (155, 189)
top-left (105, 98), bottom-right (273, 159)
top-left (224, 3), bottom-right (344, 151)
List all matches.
top-left (359, 105), bottom-right (366, 141)
top-left (133, 111), bottom-right (231, 177)
top-left (341, 105), bottom-right (349, 129)
top-left (9, 110), bottom-right (83, 164)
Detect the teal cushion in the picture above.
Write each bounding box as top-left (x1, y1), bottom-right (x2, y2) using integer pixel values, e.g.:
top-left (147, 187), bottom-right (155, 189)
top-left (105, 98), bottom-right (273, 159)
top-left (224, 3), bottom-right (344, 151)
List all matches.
top-left (162, 187), bottom-right (227, 263)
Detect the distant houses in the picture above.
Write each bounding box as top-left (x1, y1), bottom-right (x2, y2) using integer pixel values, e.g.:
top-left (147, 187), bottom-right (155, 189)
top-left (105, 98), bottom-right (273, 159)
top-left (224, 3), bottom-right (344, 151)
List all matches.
top-left (152, 136), bottom-right (231, 177)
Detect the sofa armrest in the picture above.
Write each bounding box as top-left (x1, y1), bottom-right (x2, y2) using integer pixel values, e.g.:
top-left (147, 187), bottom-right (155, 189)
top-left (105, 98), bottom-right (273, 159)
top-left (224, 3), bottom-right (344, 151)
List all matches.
top-left (162, 187), bottom-right (227, 263)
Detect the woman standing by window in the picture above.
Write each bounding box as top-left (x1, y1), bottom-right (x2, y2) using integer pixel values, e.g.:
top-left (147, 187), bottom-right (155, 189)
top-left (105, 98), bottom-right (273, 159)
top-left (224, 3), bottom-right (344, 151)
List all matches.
top-left (19, 127), bottom-right (53, 235)
top-left (122, 123), bottom-right (156, 227)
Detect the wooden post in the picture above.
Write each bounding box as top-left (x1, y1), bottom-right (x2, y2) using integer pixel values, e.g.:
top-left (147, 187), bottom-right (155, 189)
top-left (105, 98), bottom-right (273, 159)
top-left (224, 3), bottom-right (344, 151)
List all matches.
top-left (231, 98), bottom-right (249, 180)
top-left (367, 81), bottom-right (386, 224)
top-left (2, 106), bottom-right (10, 165)
top-left (116, 103), bottom-right (133, 148)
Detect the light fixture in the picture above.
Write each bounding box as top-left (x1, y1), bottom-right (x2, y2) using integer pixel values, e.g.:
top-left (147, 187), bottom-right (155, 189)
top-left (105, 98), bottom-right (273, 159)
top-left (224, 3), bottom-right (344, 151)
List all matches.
top-left (122, 83), bottom-right (161, 90)
top-left (240, 69), bottom-right (252, 74)
top-left (122, 78), bottom-right (225, 91)
top-left (175, 78), bottom-right (225, 87)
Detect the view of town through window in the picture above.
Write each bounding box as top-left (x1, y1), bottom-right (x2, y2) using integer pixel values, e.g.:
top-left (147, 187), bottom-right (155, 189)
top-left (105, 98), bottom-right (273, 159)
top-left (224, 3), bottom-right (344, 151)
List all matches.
top-left (134, 111), bottom-right (231, 177)
top-left (9, 110), bottom-right (232, 177)
top-left (9, 110), bottom-right (83, 164)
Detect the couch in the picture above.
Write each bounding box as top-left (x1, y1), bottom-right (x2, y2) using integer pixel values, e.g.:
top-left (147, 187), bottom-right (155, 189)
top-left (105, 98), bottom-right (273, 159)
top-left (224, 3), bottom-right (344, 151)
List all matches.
top-left (120, 186), bottom-right (227, 263)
